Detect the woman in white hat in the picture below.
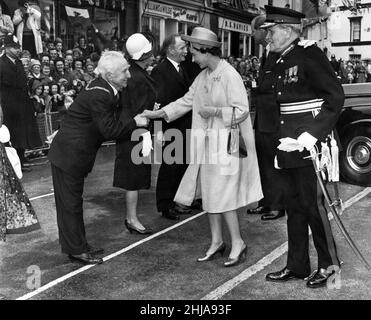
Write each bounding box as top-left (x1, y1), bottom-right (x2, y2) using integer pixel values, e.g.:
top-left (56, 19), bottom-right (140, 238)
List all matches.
top-left (144, 27), bottom-right (263, 267)
top-left (113, 33), bottom-right (156, 235)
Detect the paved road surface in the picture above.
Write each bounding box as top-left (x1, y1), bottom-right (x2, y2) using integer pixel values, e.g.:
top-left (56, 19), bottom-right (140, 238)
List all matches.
top-left (1, 145), bottom-right (370, 301)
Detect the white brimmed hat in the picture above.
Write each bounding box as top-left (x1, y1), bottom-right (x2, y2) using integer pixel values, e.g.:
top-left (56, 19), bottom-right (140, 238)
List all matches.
top-left (126, 33), bottom-right (152, 61)
top-left (181, 27), bottom-right (221, 48)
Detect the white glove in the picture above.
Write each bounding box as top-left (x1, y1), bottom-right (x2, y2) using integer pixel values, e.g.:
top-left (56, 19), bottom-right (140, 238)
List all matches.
top-left (277, 137), bottom-right (304, 152)
top-left (298, 39), bottom-right (316, 48)
top-left (141, 131), bottom-right (153, 157)
top-left (297, 132), bottom-right (317, 151)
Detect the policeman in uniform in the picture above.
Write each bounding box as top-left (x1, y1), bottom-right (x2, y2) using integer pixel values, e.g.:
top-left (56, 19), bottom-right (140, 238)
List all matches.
top-left (49, 51), bottom-right (149, 265)
top-left (258, 6), bottom-right (344, 288)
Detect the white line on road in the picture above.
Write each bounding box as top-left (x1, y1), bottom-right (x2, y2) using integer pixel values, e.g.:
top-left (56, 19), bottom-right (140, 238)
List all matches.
top-left (201, 187), bottom-right (371, 300)
top-left (16, 211), bottom-right (207, 300)
top-left (29, 193), bottom-right (54, 201)
top-left (17, 187), bottom-right (371, 300)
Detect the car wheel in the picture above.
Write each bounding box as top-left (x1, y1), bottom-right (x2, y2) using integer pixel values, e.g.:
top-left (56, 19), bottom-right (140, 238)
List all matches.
top-left (340, 125), bottom-right (371, 186)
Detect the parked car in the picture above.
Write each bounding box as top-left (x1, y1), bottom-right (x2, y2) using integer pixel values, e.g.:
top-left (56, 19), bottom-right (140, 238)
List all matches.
top-left (337, 83), bottom-right (371, 186)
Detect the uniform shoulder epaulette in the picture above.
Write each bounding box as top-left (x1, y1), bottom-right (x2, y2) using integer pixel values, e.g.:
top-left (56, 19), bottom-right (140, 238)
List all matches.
top-left (297, 40), bottom-right (317, 49)
top-left (85, 81), bottom-right (110, 94)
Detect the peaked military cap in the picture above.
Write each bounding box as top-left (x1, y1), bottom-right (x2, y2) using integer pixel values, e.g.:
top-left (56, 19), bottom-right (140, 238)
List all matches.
top-left (260, 5), bottom-right (305, 28)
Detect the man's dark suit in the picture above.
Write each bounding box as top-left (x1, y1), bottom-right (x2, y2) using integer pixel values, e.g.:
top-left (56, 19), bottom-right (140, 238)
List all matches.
top-left (253, 50), bottom-right (288, 212)
top-left (151, 58), bottom-right (199, 212)
top-left (48, 77), bottom-right (136, 255)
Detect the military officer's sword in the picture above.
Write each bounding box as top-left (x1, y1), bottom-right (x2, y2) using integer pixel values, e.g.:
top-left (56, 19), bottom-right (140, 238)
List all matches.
top-left (309, 148), bottom-right (371, 271)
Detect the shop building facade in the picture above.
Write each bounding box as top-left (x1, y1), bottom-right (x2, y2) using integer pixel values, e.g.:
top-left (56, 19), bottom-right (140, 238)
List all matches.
top-left (139, 0), bottom-right (262, 58)
top-left (139, 0), bottom-right (205, 53)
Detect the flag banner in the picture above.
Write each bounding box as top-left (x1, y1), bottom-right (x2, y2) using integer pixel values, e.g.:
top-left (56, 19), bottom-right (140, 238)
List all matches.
top-left (64, 5), bottom-right (91, 35)
top-left (65, 6), bottom-right (90, 19)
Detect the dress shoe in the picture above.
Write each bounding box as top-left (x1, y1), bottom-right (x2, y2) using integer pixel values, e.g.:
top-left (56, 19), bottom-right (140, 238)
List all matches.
top-left (261, 209), bottom-right (285, 221)
top-left (68, 252), bottom-right (103, 265)
top-left (162, 208), bottom-right (180, 220)
top-left (124, 219), bottom-right (153, 235)
top-left (306, 268), bottom-right (336, 288)
top-left (174, 203), bottom-right (192, 214)
top-left (197, 243), bottom-right (226, 262)
top-left (190, 199), bottom-right (203, 211)
top-left (224, 244), bottom-right (247, 267)
top-left (266, 267), bottom-right (308, 282)
top-left (246, 206), bottom-right (266, 214)
top-left (86, 244), bottom-right (104, 255)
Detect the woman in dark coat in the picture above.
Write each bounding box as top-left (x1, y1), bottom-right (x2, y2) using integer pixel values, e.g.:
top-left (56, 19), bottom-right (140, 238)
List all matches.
top-left (113, 33), bottom-right (156, 234)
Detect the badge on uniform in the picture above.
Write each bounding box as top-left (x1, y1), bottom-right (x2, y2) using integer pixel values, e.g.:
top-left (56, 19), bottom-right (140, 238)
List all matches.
top-left (284, 65), bottom-right (299, 84)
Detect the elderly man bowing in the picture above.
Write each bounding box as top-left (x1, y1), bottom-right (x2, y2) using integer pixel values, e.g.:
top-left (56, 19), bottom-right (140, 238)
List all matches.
top-left (48, 51), bottom-right (149, 265)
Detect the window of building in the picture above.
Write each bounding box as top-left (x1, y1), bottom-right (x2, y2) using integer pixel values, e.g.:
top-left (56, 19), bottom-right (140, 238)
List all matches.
top-left (349, 54), bottom-right (361, 60)
top-left (178, 22), bottom-right (186, 34)
top-left (350, 17), bottom-right (361, 42)
top-left (142, 15), bottom-right (161, 53)
top-left (142, 16), bottom-right (150, 31)
top-left (223, 31), bottom-right (229, 58)
top-left (151, 17), bottom-right (161, 53)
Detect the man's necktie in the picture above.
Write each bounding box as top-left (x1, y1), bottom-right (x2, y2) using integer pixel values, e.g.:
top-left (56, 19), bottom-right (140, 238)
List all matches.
top-left (178, 64), bottom-right (185, 82)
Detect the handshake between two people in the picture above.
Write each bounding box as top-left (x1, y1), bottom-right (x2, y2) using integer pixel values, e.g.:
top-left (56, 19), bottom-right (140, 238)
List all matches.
top-left (132, 103), bottom-right (166, 157)
top-left (138, 105), bottom-right (222, 121)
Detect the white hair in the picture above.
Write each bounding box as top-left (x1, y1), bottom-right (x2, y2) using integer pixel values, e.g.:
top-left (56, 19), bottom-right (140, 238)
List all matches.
top-left (95, 51), bottom-right (126, 78)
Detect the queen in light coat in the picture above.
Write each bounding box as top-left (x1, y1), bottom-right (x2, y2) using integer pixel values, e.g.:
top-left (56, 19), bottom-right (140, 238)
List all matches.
top-left (144, 27), bottom-right (263, 267)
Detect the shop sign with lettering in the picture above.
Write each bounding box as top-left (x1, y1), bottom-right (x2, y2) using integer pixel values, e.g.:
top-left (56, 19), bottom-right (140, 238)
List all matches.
top-left (218, 17), bottom-right (251, 34)
top-left (214, 0), bottom-right (255, 12)
top-left (147, 1), bottom-right (199, 23)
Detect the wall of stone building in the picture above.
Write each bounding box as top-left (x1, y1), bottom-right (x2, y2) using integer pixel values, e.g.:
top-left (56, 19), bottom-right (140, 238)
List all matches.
top-left (325, 0), bottom-right (371, 61)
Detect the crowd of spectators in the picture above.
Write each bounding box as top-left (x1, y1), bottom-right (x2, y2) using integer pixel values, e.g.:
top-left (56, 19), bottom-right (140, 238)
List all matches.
top-left (1, 0), bottom-right (370, 150)
top-left (15, 34), bottom-right (107, 115)
top-left (330, 54), bottom-right (371, 84)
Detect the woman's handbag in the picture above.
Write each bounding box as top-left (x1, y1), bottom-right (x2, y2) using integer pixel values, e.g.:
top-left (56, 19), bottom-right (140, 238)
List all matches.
top-left (227, 107), bottom-right (247, 158)
top-left (0, 125), bottom-right (23, 179)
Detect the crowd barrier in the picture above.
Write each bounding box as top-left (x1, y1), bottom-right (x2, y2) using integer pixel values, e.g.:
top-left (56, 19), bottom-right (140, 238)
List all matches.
top-left (25, 111), bottom-right (63, 156)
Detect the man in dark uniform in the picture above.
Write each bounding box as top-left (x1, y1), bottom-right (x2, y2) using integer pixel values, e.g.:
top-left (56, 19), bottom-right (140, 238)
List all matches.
top-left (0, 35), bottom-right (41, 172)
top-left (48, 51), bottom-right (149, 265)
top-left (247, 15), bottom-right (286, 221)
top-left (151, 34), bottom-right (201, 220)
top-left (258, 6), bottom-right (344, 288)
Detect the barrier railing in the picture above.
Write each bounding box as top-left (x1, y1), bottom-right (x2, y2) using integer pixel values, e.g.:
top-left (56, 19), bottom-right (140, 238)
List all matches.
top-left (25, 111), bottom-right (63, 156)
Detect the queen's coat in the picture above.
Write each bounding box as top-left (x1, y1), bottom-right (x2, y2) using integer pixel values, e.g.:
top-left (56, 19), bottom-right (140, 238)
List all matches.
top-left (162, 60), bottom-right (263, 213)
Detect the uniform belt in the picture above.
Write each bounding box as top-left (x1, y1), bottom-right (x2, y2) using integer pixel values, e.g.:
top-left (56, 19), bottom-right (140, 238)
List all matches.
top-left (280, 99), bottom-right (324, 114)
